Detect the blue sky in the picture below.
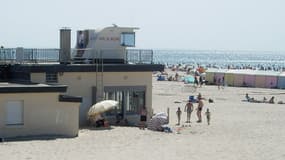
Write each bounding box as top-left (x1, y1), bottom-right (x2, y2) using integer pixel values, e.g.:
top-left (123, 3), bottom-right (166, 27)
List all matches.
top-left (0, 0), bottom-right (284, 51)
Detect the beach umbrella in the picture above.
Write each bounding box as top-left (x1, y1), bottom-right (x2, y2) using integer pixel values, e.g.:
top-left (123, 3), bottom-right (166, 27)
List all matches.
top-left (153, 112), bottom-right (168, 119)
top-left (88, 100), bottom-right (118, 116)
top-left (147, 112), bottom-right (168, 131)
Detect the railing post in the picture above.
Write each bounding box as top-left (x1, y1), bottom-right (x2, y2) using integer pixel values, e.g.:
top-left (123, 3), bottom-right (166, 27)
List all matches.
top-left (139, 50), bottom-right (142, 64)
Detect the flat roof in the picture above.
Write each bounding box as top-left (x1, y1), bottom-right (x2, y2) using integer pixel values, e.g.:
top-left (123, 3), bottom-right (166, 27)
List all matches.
top-left (0, 82), bottom-right (67, 93)
top-left (10, 64), bottom-right (164, 73)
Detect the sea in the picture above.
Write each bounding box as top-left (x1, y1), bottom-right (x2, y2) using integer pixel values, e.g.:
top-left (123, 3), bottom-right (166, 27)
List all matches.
top-left (152, 50), bottom-right (285, 71)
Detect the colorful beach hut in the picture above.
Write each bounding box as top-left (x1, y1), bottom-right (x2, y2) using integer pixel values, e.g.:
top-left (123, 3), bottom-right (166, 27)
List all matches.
top-left (243, 71), bottom-right (256, 87)
top-left (213, 69), bottom-right (227, 85)
top-left (224, 70), bottom-right (234, 86)
top-left (277, 72), bottom-right (285, 89)
top-left (255, 75), bottom-right (266, 88)
top-left (205, 69), bottom-right (218, 84)
top-left (229, 70), bottom-right (256, 87)
top-left (255, 71), bottom-right (279, 88)
top-left (232, 71), bottom-right (244, 87)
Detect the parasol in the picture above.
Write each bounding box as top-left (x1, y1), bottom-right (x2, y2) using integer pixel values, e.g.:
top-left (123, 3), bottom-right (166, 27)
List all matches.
top-left (88, 100), bottom-right (118, 116)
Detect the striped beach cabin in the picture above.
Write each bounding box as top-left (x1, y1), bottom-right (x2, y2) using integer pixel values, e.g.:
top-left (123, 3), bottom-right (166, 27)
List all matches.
top-left (206, 69), bottom-right (281, 89)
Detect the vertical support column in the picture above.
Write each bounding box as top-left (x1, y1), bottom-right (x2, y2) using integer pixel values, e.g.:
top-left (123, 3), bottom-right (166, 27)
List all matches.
top-left (60, 28), bottom-right (71, 64)
top-left (16, 47), bottom-right (24, 63)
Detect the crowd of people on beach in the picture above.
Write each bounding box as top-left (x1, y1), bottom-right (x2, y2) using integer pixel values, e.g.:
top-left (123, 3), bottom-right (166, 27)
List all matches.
top-left (176, 93), bottom-right (211, 126)
top-left (245, 93), bottom-right (284, 104)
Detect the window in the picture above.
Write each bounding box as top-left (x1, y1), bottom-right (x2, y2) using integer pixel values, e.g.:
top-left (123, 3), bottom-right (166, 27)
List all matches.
top-left (126, 91), bottom-right (145, 114)
top-left (120, 33), bottom-right (135, 47)
top-left (104, 91), bottom-right (123, 116)
top-left (6, 101), bottom-right (24, 126)
top-left (46, 72), bottom-right (58, 83)
top-left (104, 89), bottom-right (145, 116)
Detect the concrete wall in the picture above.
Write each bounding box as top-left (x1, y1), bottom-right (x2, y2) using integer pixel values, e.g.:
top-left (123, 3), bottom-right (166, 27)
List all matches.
top-left (0, 93), bottom-right (79, 138)
top-left (79, 27), bottom-right (136, 60)
top-left (31, 71), bottom-right (153, 125)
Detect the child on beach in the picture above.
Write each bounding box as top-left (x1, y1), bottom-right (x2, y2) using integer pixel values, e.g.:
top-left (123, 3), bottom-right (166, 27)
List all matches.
top-left (205, 108), bottom-right (211, 125)
top-left (176, 107), bottom-right (182, 125)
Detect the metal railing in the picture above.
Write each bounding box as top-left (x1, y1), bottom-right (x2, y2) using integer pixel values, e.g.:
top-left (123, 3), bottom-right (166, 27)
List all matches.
top-left (0, 48), bottom-right (59, 64)
top-left (0, 48), bottom-right (154, 64)
top-left (0, 48), bottom-right (17, 63)
top-left (126, 49), bottom-right (153, 64)
top-left (22, 48), bottom-right (59, 63)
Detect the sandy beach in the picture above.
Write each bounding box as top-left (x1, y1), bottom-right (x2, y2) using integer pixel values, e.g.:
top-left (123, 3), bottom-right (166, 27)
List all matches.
top-left (1, 72), bottom-right (285, 160)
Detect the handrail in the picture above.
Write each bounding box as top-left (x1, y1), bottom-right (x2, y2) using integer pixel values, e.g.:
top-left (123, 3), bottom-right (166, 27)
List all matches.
top-left (0, 48), bottom-right (154, 64)
top-left (126, 49), bottom-right (153, 64)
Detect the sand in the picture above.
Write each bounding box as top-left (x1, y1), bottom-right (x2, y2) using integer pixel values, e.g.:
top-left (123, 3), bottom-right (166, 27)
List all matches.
top-left (1, 72), bottom-right (285, 160)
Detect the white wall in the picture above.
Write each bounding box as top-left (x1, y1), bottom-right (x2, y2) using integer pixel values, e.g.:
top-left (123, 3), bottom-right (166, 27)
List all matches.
top-left (31, 71), bottom-right (153, 125)
top-left (0, 93), bottom-right (80, 138)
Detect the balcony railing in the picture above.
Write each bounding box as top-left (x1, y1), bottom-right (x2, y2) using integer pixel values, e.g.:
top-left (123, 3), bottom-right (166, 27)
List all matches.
top-left (126, 49), bottom-right (153, 64)
top-left (0, 48), bottom-right (154, 64)
top-left (0, 48), bottom-right (59, 64)
top-left (0, 48), bottom-right (17, 63)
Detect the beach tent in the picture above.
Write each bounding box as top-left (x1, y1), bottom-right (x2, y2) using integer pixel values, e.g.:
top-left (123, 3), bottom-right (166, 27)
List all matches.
top-left (147, 112), bottom-right (168, 131)
top-left (184, 75), bottom-right (195, 83)
top-left (277, 72), bottom-right (285, 89)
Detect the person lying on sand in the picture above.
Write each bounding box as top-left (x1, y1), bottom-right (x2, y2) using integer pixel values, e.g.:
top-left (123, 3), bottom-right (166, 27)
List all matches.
top-left (245, 93), bottom-right (253, 102)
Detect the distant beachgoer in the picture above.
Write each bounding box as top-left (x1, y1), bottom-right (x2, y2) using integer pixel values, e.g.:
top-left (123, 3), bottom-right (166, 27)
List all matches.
top-left (175, 72), bottom-right (179, 81)
top-left (139, 106), bottom-right (147, 130)
top-left (184, 100), bottom-right (193, 123)
top-left (194, 76), bottom-right (199, 86)
top-left (195, 70), bottom-right (200, 77)
top-left (94, 114), bottom-right (105, 127)
top-left (245, 93), bottom-right (254, 102)
top-left (197, 93), bottom-right (202, 100)
top-left (176, 107), bottom-right (182, 125)
top-left (217, 78), bottom-right (221, 89)
top-left (269, 96), bottom-right (275, 104)
top-left (196, 98), bottom-right (204, 123)
top-left (205, 108), bottom-right (211, 125)
top-left (222, 76), bottom-right (225, 84)
top-left (199, 76), bottom-right (203, 87)
top-left (263, 97), bottom-right (267, 103)
top-left (245, 93), bottom-right (250, 101)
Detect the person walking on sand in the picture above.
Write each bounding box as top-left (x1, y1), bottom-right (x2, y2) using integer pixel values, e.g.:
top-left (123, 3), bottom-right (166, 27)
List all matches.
top-left (176, 107), bottom-right (182, 125)
top-left (205, 108), bottom-right (211, 125)
top-left (196, 98), bottom-right (204, 123)
top-left (184, 100), bottom-right (193, 123)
